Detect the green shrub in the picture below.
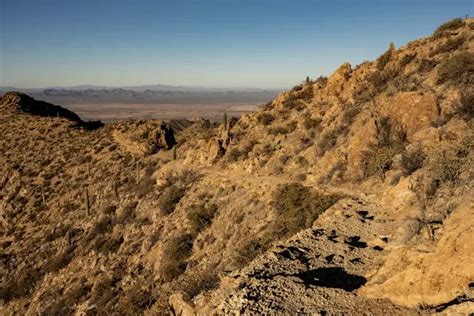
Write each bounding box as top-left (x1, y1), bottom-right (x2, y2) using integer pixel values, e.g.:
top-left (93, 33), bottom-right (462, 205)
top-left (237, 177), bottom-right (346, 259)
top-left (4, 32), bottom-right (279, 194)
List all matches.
top-left (158, 185), bottom-right (186, 215)
top-left (433, 18), bottom-right (465, 38)
top-left (427, 143), bottom-right (465, 183)
top-left (272, 183), bottom-right (342, 238)
top-left (160, 233), bottom-right (194, 282)
top-left (437, 51), bottom-right (474, 85)
top-left (401, 147), bottom-right (426, 175)
top-left (364, 146), bottom-right (401, 179)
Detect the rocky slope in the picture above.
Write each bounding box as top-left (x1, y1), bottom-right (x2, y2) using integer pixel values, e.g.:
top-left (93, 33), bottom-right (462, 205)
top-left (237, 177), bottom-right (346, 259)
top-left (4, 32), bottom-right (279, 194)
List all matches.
top-left (1, 18), bottom-right (473, 315)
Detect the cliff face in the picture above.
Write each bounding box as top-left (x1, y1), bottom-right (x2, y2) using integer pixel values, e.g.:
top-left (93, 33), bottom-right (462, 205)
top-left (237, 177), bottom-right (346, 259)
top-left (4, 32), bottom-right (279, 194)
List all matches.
top-left (1, 19), bottom-right (473, 315)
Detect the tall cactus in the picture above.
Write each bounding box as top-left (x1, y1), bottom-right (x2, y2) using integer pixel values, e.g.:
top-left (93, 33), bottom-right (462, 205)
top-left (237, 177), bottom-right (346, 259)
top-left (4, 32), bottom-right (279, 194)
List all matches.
top-left (172, 145), bottom-right (177, 160)
top-left (223, 112), bottom-right (228, 130)
top-left (41, 185), bottom-right (46, 207)
top-left (136, 160), bottom-right (140, 184)
top-left (84, 186), bottom-right (90, 216)
top-left (113, 180), bottom-right (119, 200)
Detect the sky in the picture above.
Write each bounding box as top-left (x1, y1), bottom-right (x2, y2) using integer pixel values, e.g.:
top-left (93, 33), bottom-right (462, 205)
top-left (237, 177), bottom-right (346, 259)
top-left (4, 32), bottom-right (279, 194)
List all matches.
top-left (0, 0), bottom-right (472, 89)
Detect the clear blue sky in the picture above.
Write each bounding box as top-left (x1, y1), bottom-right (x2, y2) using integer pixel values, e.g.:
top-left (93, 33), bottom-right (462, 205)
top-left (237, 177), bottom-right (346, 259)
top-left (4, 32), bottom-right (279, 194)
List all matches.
top-left (0, 0), bottom-right (472, 89)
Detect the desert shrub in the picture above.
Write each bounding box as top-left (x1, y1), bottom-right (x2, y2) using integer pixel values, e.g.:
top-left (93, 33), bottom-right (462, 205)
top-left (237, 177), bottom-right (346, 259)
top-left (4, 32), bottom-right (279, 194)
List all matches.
top-left (298, 84), bottom-right (314, 101)
top-left (376, 116), bottom-right (406, 147)
top-left (93, 234), bottom-right (124, 254)
top-left (102, 204), bottom-right (117, 215)
top-left (282, 96), bottom-right (305, 110)
top-left (272, 183), bottom-right (341, 238)
top-left (0, 267), bottom-right (40, 302)
top-left (89, 216), bottom-right (114, 238)
top-left (433, 18), bottom-right (465, 38)
top-left (320, 160), bottom-right (348, 184)
top-left (225, 147), bottom-right (242, 162)
top-left (158, 185), bottom-right (186, 215)
top-left (315, 75), bottom-right (328, 86)
top-left (45, 224), bottom-right (72, 242)
top-left (437, 51), bottom-right (474, 85)
top-left (376, 43), bottom-right (395, 71)
top-left (160, 233), bottom-right (194, 282)
top-left (417, 58), bottom-right (437, 73)
top-left (187, 202), bottom-right (218, 233)
top-left (399, 53), bottom-right (416, 67)
top-left (368, 68), bottom-right (399, 93)
top-left (44, 246), bottom-right (75, 273)
top-left (179, 268), bottom-right (220, 300)
top-left (400, 147), bottom-right (426, 175)
top-left (257, 112), bottom-right (275, 126)
top-left (303, 115), bottom-right (322, 130)
top-left (341, 105), bottom-right (361, 127)
top-left (364, 146), bottom-right (401, 179)
top-left (63, 279), bottom-right (91, 306)
top-left (432, 36), bottom-right (465, 55)
top-left (457, 90), bottom-right (474, 119)
top-left (90, 276), bottom-right (118, 311)
top-left (426, 143), bottom-right (466, 183)
top-left (269, 121), bottom-right (297, 135)
top-left (411, 139), bottom-right (472, 203)
top-left (317, 128), bottom-right (340, 155)
top-left (233, 237), bottom-right (270, 268)
top-left (240, 139), bottom-right (258, 158)
top-left (352, 82), bottom-right (374, 103)
top-left (119, 284), bottom-right (156, 315)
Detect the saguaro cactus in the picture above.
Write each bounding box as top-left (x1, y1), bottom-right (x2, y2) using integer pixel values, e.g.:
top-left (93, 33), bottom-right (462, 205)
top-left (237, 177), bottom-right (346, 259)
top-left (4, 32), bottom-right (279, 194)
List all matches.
top-left (113, 180), bottom-right (119, 200)
top-left (41, 185), bottom-right (46, 207)
top-left (136, 160), bottom-right (140, 184)
top-left (223, 112), bottom-right (228, 130)
top-left (172, 145), bottom-right (177, 160)
top-left (84, 187), bottom-right (90, 216)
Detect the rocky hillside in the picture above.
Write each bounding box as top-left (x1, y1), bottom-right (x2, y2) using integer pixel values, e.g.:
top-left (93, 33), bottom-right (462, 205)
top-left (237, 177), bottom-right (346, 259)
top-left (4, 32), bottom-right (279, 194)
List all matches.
top-left (1, 18), bottom-right (473, 315)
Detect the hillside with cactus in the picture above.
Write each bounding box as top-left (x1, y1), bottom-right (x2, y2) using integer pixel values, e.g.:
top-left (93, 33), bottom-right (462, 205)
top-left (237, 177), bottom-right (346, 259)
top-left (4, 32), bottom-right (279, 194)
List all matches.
top-left (1, 18), bottom-right (473, 315)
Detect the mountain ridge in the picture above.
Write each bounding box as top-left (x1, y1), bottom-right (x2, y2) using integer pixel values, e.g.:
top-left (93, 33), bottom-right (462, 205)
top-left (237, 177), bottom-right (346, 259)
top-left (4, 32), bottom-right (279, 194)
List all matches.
top-left (0, 18), bottom-right (473, 315)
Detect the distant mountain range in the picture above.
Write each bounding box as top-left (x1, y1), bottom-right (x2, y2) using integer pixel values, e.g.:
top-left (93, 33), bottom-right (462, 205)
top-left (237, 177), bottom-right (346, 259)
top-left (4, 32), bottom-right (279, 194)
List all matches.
top-left (0, 85), bottom-right (282, 104)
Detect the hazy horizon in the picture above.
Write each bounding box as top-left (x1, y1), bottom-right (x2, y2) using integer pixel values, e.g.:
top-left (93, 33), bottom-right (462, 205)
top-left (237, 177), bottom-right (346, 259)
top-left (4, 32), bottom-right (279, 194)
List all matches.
top-left (1, 0), bottom-right (472, 89)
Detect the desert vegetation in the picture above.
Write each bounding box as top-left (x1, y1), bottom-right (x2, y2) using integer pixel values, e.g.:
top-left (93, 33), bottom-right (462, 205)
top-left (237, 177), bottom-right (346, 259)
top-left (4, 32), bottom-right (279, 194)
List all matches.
top-left (1, 18), bottom-right (473, 315)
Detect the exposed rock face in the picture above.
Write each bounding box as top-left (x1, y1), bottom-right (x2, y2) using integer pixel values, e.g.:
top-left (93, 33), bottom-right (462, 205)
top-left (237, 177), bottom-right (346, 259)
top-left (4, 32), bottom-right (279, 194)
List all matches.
top-left (147, 124), bottom-right (176, 153)
top-left (0, 91), bottom-right (104, 129)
